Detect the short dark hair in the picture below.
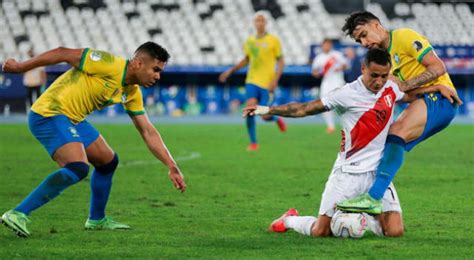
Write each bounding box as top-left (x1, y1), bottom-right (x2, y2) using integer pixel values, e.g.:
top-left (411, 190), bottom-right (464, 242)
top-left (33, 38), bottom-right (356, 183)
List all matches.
top-left (135, 42), bottom-right (170, 63)
top-left (342, 11), bottom-right (380, 37)
top-left (364, 48), bottom-right (391, 67)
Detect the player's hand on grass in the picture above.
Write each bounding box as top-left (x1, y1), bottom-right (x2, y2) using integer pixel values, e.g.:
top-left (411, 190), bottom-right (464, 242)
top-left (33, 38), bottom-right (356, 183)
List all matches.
top-left (436, 85), bottom-right (463, 105)
top-left (168, 166), bottom-right (186, 193)
top-left (242, 105), bottom-right (270, 117)
top-left (2, 58), bottom-right (23, 73)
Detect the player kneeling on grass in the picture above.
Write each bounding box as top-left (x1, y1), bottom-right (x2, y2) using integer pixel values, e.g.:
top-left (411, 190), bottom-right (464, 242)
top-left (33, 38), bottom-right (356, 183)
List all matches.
top-left (1, 42), bottom-right (186, 238)
top-left (243, 48), bottom-right (458, 238)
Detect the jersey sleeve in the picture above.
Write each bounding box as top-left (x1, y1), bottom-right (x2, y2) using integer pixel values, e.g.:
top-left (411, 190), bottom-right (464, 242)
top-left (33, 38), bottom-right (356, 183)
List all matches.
top-left (320, 85), bottom-right (350, 110)
top-left (123, 85), bottom-right (145, 116)
top-left (311, 55), bottom-right (322, 71)
top-left (78, 48), bottom-right (121, 77)
top-left (390, 81), bottom-right (406, 101)
top-left (399, 29), bottom-right (433, 63)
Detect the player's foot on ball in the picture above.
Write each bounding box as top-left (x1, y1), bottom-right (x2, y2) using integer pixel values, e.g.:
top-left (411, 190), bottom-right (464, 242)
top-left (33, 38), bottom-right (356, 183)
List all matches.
top-left (269, 208), bottom-right (299, 232)
top-left (85, 217), bottom-right (130, 230)
top-left (1, 210), bottom-right (31, 238)
top-left (326, 127), bottom-right (336, 134)
top-left (247, 143), bottom-right (259, 151)
top-left (276, 118), bottom-right (287, 132)
top-left (336, 193), bottom-right (382, 214)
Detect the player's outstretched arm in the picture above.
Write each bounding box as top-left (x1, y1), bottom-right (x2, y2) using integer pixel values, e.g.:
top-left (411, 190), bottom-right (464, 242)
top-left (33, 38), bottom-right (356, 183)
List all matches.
top-left (2, 47), bottom-right (84, 73)
top-left (243, 99), bottom-right (328, 118)
top-left (131, 114), bottom-right (186, 193)
top-left (396, 51), bottom-right (447, 92)
top-left (218, 56), bottom-right (249, 83)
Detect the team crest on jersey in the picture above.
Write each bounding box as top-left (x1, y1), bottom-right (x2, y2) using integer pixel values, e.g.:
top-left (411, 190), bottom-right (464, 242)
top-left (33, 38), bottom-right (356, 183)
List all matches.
top-left (68, 126), bottom-right (80, 137)
top-left (90, 51), bottom-right (102, 61)
top-left (394, 53), bottom-right (400, 64)
top-left (412, 41), bottom-right (423, 52)
top-left (384, 95), bottom-right (393, 108)
top-left (121, 93), bottom-right (127, 103)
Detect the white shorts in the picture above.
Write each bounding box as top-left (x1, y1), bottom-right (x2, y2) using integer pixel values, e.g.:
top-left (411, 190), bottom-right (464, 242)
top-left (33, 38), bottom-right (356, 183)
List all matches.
top-left (318, 167), bottom-right (402, 217)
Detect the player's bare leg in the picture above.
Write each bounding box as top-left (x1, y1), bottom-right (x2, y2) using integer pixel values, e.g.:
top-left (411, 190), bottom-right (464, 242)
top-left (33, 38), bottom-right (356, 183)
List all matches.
top-left (310, 215), bottom-right (332, 237)
top-left (246, 97), bottom-right (259, 151)
top-left (379, 211), bottom-right (404, 237)
top-left (84, 136), bottom-right (130, 230)
top-left (53, 142), bottom-right (89, 166)
top-left (388, 98), bottom-right (427, 141)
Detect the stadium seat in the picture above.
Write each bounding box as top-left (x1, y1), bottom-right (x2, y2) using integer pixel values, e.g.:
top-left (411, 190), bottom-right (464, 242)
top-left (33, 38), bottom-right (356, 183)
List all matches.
top-left (0, 0), bottom-right (472, 65)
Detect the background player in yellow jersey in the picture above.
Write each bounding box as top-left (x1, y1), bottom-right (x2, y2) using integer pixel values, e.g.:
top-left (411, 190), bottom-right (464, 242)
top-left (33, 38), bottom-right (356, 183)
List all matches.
top-left (219, 11), bottom-right (286, 151)
top-left (336, 11), bottom-right (462, 213)
top-left (1, 42), bottom-right (186, 237)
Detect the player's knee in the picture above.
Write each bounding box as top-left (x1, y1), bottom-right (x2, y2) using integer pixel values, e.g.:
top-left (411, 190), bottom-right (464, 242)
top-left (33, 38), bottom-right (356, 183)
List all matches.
top-left (384, 226), bottom-right (404, 237)
top-left (388, 121), bottom-right (406, 137)
top-left (95, 153), bottom-right (119, 174)
top-left (310, 223), bottom-right (331, 237)
top-left (64, 161), bottom-right (90, 181)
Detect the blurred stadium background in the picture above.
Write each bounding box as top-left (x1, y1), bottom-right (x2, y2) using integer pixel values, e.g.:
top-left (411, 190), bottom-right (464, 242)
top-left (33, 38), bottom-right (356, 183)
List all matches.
top-left (0, 0), bottom-right (473, 119)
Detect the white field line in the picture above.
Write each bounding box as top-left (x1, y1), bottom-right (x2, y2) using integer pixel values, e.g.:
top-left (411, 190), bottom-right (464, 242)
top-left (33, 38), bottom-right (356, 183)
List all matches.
top-left (118, 151), bottom-right (201, 168)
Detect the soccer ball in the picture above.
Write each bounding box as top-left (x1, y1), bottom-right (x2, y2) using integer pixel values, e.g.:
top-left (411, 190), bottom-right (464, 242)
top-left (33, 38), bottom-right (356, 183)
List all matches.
top-left (330, 210), bottom-right (368, 238)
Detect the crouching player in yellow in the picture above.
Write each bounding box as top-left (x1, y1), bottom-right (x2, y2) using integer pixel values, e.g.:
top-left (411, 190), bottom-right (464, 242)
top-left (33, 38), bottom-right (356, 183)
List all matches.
top-left (1, 42), bottom-right (186, 237)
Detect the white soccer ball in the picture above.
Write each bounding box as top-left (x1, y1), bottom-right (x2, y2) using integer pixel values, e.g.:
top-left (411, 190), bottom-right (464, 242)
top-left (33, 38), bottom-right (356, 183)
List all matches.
top-left (330, 210), bottom-right (368, 239)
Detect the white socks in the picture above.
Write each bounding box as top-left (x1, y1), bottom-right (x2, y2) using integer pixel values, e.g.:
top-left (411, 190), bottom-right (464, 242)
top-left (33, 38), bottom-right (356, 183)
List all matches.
top-left (283, 216), bottom-right (317, 236)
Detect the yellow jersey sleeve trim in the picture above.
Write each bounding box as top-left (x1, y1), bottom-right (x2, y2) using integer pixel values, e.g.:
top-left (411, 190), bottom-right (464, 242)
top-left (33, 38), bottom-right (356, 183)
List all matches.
top-left (417, 46), bottom-right (433, 63)
top-left (126, 110), bottom-right (145, 116)
top-left (78, 48), bottom-right (89, 71)
top-left (121, 60), bottom-right (129, 87)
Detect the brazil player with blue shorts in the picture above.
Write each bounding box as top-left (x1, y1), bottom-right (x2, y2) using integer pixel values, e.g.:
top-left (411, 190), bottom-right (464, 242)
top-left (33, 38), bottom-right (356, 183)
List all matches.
top-left (336, 11), bottom-right (462, 213)
top-left (219, 11), bottom-right (286, 151)
top-left (1, 42), bottom-right (186, 237)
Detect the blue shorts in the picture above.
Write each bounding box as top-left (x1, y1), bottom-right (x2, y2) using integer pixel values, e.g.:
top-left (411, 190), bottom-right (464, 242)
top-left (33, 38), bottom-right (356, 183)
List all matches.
top-left (405, 93), bottom-right (457, 151)
top-left (245, 84), bottom-right (273, 105)
top-left (28, 112), bottom-right (100, 157)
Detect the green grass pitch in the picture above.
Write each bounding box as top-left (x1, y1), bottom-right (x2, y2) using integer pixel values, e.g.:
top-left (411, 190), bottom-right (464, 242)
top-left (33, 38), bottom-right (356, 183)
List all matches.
top-left (0, 123), bottom-right (473, 258)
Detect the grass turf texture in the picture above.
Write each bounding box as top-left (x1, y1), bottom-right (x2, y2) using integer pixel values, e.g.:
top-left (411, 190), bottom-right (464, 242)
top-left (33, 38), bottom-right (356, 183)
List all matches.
top-left (0, 123), bottom-right (472, 258)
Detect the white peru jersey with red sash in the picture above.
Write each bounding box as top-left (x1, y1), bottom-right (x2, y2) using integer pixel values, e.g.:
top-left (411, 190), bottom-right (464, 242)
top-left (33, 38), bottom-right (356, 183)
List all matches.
top-left (321, 77), bottom-right (405, 173)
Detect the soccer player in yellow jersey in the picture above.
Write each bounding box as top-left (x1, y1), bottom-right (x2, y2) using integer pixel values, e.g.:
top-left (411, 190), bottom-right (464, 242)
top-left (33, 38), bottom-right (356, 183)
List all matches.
top-left (336, 11), bottom-right (462, 214)
top-left (0, 42), bottom-right (186, 237)
top-left (219, 11), bottom-right (286, 151)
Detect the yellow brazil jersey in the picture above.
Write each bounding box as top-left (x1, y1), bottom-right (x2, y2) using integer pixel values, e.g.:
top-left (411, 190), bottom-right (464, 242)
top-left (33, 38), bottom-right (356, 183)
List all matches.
top-left (32, 48), bottom-right (145, 123)
top-left (244, 33), bottom-right (282, 89)
top-left (388, 28), bottom-right (454, 89)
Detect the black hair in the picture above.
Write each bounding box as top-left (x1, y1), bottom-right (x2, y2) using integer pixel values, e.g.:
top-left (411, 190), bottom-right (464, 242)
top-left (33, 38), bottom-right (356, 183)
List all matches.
top-left (364, 48), bottom-right (391, 67)
top-left (134, 42), bottom-right (170, 63)
top-left (342, 11), bottom-right (380, 37)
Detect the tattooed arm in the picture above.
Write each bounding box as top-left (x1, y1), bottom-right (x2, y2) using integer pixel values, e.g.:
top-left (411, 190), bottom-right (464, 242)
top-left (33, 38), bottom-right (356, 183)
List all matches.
top-left (396, 50), bottom-right (447, 92)
top-left (243, 100), bottom-right (328, 118)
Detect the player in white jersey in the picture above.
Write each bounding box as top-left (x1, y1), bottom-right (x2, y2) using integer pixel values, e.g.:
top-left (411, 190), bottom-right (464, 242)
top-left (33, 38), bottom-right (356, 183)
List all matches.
top-left (311, 39), bottom-right (348, 133)
top-left (243, 48), bottom-right (455, 237)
